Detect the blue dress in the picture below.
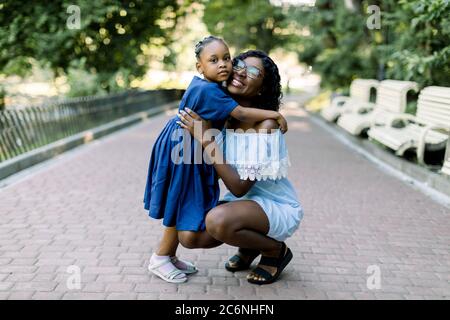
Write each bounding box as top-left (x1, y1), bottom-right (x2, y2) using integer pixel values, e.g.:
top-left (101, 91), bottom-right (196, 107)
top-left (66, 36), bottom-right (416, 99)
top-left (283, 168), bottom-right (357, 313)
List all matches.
top-left (143, 76), bottom-right (238, 231)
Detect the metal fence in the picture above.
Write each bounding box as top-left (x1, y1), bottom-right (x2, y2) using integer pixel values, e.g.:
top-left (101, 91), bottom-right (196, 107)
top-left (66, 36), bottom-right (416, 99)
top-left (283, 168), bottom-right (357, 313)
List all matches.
top-left (0, 89), bottom-right (183, 162)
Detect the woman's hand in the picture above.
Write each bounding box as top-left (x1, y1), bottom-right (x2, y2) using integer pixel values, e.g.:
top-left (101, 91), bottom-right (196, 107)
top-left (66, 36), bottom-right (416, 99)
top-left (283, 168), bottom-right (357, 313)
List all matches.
top-left (276, 113), bottom-right (288, 134)
top-left (177, 108), bottom-right (212, 144)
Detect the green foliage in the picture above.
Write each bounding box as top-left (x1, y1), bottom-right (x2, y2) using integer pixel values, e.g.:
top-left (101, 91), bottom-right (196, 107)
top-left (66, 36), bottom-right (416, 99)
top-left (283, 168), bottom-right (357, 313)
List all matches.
top-left (293, 0), bottom-right (450, 90)
top-left (0, 0), bottom-right (185, 94)
top-left (202, 0), bottom-right (295, 53)
top-left (64, 58), bottom-right (107, 97)
top-left (380, 0), bottom-right (450, 87)
top-left (292, 0), bottom-right (380, 90)
top-left (2, 0), bottom-right (448, 97)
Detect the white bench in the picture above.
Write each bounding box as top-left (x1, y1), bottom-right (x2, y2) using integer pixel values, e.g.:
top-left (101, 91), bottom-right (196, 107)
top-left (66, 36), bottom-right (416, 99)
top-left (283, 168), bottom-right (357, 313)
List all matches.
top-left (321, 79), bottom-right (379, 122)
top-left (443, 139), bottom-right (450, 176)
top-left (368, 86), bottom-right (450, 165)
top-left (337, 80), bottom-right (419, 136)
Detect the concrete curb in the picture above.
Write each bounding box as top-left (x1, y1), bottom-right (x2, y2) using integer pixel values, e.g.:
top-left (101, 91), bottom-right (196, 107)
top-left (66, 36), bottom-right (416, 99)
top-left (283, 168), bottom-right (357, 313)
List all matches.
top-left (0, 101), bottom-right (179, 181)
top-left (306, 109), bottom-right (450, 199)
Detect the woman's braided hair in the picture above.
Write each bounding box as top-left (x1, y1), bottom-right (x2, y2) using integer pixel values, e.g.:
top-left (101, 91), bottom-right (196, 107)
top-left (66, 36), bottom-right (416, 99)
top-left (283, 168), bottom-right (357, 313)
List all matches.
top-left (194, 35), bottom-right (227, 60)
top-left (234, 50), bottom-right (283, 111)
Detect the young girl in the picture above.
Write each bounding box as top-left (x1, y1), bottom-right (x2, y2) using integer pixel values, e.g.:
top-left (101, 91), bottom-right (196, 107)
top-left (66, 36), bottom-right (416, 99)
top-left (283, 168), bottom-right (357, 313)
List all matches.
top-left (144, 36), bottom-right (288, 283)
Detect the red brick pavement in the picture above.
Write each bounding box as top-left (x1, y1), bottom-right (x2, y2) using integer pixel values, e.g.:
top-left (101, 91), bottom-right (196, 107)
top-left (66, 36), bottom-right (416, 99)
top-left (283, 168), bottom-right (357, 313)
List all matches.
top-left (0, 97), bottom-right (449, 300)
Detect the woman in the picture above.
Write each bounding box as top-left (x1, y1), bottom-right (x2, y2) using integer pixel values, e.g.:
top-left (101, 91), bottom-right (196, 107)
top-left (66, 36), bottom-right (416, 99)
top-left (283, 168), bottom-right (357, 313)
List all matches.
top-left (177, 50), bottom-right (303, 285)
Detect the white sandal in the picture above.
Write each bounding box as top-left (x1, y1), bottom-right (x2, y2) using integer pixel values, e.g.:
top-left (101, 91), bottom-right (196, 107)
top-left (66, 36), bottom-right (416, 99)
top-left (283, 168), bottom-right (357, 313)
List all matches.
top-left (171, 256), bottom-right (198, 275)
top-left (148, 257), bottom-right (187, 283)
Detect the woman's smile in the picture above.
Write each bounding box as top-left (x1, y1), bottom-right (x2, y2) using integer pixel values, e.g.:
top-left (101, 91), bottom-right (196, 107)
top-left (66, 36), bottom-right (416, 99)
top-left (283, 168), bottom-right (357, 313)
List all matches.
top-left (231, 76), bottom-right (245, 88)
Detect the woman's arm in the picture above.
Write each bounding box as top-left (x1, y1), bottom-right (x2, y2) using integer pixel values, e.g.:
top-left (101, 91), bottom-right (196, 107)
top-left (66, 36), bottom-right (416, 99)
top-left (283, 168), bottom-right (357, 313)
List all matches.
top-left (230, 105), bottom-right (288, 133)
top-left (202, 139), bottom-right (256, 197)
top-left (207, 118), bottom-right (280, 197)
top-left (177, 109), bottom-right (255, 197)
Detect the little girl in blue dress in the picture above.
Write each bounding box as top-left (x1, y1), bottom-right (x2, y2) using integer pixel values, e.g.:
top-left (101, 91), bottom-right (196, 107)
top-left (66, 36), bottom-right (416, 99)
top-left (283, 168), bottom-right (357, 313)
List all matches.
top-left (144, 36), bottom-right (288, 283)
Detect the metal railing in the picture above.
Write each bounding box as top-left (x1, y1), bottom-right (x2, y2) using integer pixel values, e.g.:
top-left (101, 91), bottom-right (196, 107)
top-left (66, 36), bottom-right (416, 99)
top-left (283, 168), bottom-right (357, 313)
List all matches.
top-left (0, 89), bottom-right (183, 162)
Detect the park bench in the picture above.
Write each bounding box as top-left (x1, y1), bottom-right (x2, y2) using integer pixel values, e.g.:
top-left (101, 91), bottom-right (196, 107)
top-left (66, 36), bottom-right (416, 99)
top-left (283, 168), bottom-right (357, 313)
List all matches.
top-left (337, 80), bottom-right (419, 136)
top-left (443, 139), bottom-right (450, 176)
top-left (368, 86), bottom-right (450, 165)
top-left (321, 79), bottom-right (379, 122)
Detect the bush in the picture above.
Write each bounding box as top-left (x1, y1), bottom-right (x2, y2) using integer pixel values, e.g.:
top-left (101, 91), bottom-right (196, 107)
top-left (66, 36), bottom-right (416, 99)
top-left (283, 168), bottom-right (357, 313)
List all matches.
top-left (294, 0), bottom-right (450, 91)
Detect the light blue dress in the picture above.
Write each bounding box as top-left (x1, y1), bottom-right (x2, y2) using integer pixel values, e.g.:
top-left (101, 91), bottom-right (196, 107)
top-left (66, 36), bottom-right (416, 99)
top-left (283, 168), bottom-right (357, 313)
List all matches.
top-left (218, 129), bottom-right (303, 242)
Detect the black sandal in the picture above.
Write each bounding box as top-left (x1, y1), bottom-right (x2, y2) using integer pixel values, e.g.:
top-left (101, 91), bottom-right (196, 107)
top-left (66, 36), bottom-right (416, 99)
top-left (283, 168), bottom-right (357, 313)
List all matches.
top-left (247, 243), bottom-right (293, 285)
top-left (225, 248), bottom-right (260, 272)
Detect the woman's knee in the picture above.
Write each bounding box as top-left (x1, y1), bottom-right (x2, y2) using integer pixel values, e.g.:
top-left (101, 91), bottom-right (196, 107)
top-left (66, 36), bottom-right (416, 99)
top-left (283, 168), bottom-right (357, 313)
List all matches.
top-left (206, 207), bottom-right (236, 240)
top-left (178, 231), bottom-right (201, 249)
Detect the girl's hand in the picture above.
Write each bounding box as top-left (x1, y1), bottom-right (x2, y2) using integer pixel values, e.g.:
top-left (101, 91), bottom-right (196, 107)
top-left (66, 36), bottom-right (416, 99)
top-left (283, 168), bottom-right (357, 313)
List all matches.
top-left (177, 108), bottom-right (212, 143)
top-left (277, 113), bottom-right (288, 134)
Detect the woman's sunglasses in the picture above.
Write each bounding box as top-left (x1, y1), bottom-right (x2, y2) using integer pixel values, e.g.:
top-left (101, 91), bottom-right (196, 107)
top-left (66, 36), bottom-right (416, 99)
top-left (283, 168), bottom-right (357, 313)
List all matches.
top-left (232, 59), bottom-right (263, 80)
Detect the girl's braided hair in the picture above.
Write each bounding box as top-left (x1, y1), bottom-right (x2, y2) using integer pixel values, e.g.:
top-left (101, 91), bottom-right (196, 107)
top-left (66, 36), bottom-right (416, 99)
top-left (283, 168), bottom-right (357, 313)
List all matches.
top-left (195, 35), bottom-right (227, 60)
top-left (234, 50), bottom-right (283, 111)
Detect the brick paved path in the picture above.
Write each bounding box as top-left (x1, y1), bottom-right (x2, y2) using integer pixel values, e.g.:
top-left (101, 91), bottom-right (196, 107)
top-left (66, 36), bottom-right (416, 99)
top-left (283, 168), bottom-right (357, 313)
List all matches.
top-left (0, 96), bottom-right (449, 300)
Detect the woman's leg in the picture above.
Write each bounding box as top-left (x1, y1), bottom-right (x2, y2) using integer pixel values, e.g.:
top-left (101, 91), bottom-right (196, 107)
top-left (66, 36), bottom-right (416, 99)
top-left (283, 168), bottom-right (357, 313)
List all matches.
top-left (177, 230), bottom-right (223, 249)
top-left (176, 201), bottom-right (234, 250)
top-left (205, 200), bottom-right (288, 281)
top-left (205, 200), bottom-right (276, 250)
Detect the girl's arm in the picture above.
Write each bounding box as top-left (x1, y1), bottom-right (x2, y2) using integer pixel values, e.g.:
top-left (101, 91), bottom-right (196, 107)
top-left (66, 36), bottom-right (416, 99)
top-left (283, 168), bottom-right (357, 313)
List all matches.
top-left (230, 106), bottom-right (288, 133)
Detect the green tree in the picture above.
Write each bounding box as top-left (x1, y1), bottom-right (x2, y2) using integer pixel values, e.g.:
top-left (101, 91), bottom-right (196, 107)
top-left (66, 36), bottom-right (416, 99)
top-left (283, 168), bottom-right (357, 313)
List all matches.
top-left (292, 0), bottom-right (450, 91)
top-left (292, 0), bottom-right (380, 90)
top-left (379, 0), bottom-right (450, 87)
top-left (202, 0), bottom-right (295, 54)
top-left (0, 0), bottom-right (187, 93)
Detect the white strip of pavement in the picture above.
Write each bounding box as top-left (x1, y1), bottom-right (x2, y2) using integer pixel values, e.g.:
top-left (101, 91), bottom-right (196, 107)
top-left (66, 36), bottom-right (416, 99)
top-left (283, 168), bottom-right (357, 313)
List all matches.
top-left (308, 114), bottom-right (450, 210)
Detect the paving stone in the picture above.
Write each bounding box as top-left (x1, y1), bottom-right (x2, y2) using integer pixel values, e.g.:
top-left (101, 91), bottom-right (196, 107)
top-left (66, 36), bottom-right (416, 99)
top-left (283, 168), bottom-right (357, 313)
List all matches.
top-left (0, 96), bottom-right (449, 300)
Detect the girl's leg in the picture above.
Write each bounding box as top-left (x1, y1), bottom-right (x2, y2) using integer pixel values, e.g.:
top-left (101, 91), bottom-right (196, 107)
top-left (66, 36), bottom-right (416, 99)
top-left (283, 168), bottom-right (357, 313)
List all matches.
top-left (156, 226), bottom-right (179, 256)
top-left (155, 226), bottom-right (196, 270)
top-left (149, 227), bottom-right (186, 282)
top-left (149, 226), bottom-right (199, 283)
top-left (205, 200), bottom-right (288, 281)
top-left (155, 227), bottom-right (178, 257)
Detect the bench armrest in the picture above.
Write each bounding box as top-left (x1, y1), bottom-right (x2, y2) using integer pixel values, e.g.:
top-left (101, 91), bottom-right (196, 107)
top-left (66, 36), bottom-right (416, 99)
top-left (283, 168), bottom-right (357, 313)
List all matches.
top-left (385, 114), bottom-right (429, 127)
top-left (354, 102), bottom-right (375, 114)
top-left (330, 96), bottom-right (351, 108)
top-left (417, 124), bottom-right (450, 165)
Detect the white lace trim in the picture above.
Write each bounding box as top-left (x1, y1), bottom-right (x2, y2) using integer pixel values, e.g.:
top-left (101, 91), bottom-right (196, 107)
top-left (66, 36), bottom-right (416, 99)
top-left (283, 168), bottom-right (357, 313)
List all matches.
top-left (217, 129), bottom-right (292, 181)
top-left (234, 154), bottom-right (291, 181)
